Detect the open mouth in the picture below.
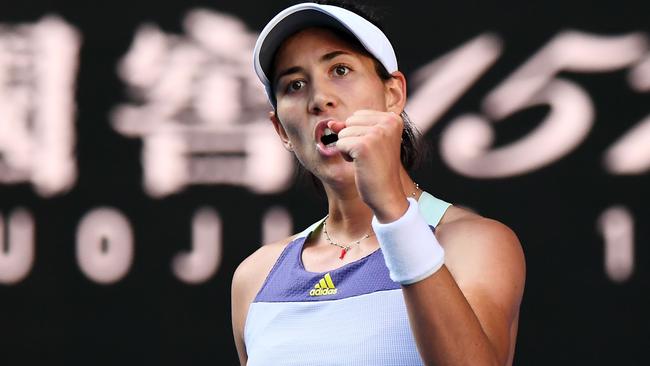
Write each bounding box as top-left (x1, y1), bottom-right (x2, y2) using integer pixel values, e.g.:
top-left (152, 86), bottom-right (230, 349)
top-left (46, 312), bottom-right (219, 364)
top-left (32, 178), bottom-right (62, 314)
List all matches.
top-left (320, 127), bottom-right (338, 146)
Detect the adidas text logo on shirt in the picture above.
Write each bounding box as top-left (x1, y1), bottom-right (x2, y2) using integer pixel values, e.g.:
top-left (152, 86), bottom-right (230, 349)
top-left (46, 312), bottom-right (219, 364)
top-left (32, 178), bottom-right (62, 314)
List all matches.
top-left (309, 273), bottom-right (337, 296)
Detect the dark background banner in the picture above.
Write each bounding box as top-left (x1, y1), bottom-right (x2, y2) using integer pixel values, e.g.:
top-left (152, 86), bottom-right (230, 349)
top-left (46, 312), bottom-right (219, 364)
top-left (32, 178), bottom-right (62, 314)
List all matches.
top-left (0, 1), bottom-right (648, 365)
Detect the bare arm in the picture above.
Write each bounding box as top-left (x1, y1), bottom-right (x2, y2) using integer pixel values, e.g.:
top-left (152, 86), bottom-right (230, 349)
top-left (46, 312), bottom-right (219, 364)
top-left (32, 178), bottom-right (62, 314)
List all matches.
top-left (231, 258), bottom-right (252, 365)
top-left (402, 217), bottom-right (525, 366)
top-left (332, 95), bottom-right (524, 364)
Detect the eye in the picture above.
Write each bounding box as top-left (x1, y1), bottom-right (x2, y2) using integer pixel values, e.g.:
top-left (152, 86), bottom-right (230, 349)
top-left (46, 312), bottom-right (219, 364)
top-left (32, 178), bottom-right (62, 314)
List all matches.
top-left (286, 80), bottom-right (306, 93)
top-left (333, 65), bottom-right (350, 76)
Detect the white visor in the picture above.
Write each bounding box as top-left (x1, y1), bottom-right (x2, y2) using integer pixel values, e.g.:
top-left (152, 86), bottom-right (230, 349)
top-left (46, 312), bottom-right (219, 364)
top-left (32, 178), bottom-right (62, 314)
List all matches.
top-left (253, 2), bottom-right (398, 107)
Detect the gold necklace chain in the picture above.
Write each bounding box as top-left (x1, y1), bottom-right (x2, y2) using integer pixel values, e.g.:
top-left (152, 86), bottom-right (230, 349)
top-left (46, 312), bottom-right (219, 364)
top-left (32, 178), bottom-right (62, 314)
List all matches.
top-left (322, 182), bottom-right (420, 260)
top-left (322, 218), bottom-right (372, 260)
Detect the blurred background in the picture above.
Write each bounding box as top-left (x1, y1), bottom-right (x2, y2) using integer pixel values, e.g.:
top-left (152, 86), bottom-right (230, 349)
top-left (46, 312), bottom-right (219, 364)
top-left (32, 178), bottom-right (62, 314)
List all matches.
top-left (0, 0), bottom-right (648, 365)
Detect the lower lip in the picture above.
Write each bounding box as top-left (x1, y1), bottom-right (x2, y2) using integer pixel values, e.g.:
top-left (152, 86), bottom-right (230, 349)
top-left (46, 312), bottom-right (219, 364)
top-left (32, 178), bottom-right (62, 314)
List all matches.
top-left (316, 141), bottom-right (340, 157)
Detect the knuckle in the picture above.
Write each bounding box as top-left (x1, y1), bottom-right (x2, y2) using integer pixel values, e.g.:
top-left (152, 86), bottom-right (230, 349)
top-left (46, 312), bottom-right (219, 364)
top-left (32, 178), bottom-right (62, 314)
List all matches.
top-left (375, 125), bottom-right (390, 137)
top-left (368, 128), bottom-right (382, 140)
top-left (357, 140), bottom-right (370, 154)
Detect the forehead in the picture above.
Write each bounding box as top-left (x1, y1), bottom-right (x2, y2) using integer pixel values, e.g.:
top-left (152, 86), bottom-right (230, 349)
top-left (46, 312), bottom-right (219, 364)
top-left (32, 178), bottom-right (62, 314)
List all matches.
top-left (273, 27), bottom-right (370, 72)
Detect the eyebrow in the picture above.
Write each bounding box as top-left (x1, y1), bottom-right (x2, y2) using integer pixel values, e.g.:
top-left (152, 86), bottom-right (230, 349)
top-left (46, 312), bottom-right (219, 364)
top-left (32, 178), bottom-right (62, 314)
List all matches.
top-left (273, 50), bottom-right (353, 88)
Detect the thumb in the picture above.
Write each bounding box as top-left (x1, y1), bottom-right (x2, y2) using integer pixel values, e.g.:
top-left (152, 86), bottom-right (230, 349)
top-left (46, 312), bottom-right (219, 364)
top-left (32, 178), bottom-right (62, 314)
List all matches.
top-left (327, 120), bottom-right (346, 134)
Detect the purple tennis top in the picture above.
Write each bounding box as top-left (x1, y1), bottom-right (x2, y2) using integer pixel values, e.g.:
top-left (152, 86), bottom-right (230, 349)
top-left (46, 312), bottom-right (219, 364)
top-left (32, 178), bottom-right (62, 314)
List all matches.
top-left (244, 191), bottom-right (451, 366)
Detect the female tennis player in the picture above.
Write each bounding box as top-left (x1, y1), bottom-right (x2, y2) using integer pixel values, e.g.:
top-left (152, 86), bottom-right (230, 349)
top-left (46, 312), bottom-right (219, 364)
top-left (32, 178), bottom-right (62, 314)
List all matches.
top-left (232, 2), bottom-right (525, 365)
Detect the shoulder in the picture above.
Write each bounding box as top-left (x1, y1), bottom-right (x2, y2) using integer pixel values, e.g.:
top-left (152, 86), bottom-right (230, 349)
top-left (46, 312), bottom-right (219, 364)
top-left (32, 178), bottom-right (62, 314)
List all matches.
top-left (436, 206), bottom-right (521, 254)
top-left (436, 206), bottom-right (526, 307)
top-left (231, 235), bottom-right (298, 303)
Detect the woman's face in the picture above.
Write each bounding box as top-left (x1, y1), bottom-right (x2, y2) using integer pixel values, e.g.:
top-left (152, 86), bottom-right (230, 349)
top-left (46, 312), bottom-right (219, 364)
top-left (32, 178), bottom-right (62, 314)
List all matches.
top-left (271, 27), bottom-right (398, 186)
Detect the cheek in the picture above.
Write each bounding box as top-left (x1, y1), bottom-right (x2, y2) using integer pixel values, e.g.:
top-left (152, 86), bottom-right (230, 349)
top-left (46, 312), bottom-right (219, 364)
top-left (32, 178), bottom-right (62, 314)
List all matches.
top-left (276, 115), bottom-right (308, 146)
top-left (283, 123), bottom-right (303, 141)
top-left (276, 101), bottom-right (304, 135)
top-left (340, 77), bottom-right (387, 109)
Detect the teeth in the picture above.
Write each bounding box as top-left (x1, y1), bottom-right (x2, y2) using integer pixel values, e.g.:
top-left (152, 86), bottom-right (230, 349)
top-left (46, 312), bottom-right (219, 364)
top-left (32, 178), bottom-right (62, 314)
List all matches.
top-left (320, 126), bottom-right (338, 147)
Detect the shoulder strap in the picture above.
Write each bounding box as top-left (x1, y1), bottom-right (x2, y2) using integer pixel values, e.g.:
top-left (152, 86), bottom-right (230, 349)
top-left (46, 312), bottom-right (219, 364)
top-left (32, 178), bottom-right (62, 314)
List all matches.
top-left (294, 191), bottom-right (450, 235)
top-left (295, 216), bottom-right (327, 239)
top-left (418, 191), bottom-right (452, 227)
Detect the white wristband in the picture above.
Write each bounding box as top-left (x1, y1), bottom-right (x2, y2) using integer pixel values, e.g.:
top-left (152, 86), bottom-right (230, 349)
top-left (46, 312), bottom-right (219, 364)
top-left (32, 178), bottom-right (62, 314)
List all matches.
top-left (372, 197), bottom-right (445, 285)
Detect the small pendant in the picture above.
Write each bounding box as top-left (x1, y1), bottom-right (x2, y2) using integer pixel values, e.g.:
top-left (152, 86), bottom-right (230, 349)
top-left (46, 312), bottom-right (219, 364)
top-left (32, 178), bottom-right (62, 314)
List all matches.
top-left (339, 248), bottom-right (347, 260)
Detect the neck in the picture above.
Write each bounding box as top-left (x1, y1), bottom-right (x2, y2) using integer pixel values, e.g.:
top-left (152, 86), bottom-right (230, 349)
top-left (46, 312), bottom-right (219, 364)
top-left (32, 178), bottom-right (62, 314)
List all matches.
top-left (321, 168), bottom-right (419, 241)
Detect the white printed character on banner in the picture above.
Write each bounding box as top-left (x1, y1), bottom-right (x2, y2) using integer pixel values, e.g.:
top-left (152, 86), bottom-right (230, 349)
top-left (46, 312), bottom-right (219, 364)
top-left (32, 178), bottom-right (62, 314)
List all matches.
top-left (0, 16), bottom-right (80, 197)
top-left (113, 9), bottom-right (293, 198)
top-left (436, 31), bottom-right (649, 178)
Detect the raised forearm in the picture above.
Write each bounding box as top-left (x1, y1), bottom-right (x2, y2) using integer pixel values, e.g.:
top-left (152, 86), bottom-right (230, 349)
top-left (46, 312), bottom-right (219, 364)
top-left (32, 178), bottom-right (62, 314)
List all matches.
top-left (402, 267), bottom-right (504, 366)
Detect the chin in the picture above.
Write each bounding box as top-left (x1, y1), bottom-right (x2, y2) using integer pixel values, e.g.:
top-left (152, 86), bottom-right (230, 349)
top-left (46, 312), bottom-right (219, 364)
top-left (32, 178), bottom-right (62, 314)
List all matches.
top-left (319, 164), bottom-right (355, 187)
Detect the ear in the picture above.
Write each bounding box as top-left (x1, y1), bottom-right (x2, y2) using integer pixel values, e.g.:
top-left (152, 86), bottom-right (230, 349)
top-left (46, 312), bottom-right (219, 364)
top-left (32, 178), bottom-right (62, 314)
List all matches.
top-left (269, 111), bottom-right (293, 151)
top-left (384, 71), bottom-right (407, 114)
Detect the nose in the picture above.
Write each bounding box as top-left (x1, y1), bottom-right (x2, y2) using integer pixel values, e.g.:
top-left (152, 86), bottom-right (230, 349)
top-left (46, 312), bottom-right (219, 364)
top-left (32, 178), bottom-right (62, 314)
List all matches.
top-left (307, 78), bottom-right (337, 115)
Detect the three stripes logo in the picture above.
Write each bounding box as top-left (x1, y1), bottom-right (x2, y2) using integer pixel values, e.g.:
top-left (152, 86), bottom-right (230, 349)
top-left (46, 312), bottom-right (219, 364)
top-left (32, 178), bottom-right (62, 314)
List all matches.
top-left (309, 273), bottom-right (338, 296)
